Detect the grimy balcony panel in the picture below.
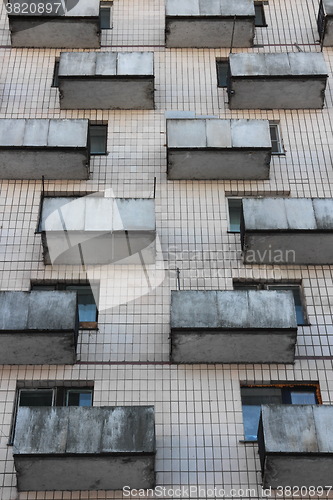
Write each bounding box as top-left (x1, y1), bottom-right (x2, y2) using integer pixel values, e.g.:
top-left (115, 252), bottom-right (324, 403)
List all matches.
top-left (8, 0), bottom-right (100, 48)
top-left (167, 119), bottom-right (271, 180)
top-left (13, 406), bottom-right (155, 491)
top-left (58, 52), bottom-right (154, 110)
top-left (318, 0), bottom-right (333, 46)
top-left (241, 198), bottom-right (333, 265)
top-left (258, 405), bottom-right (333, 487)
top-left (228, 53), bottom-right (328, 109)
top-left (0, 291), bottom-right (78, 364)
top-left (0, 119), bottom-right (89, 180)
top-left (165, 0), bottom-right (255, 47)
top-left (40, 196), bottom-right (156, 265)
top-left (170, 290), bottom-right (297, 363)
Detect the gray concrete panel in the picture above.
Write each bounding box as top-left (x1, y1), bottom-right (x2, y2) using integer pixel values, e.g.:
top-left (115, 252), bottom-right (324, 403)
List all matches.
top-left (96, 52), bottom-right (118, 75)
top-left (231, 119), bottom-right (271, 148)
top-left (313, 406), bottom-right (333, 452)
top-left (167, 120), bottom-right (207, 148)
top-left (0, 119), bottom-right (25, 146)
top-left (313, 198), bottom-right (333, 228)
top-left (206, 120), bottom-right (232, 147)
top-left (262, 456), bottom-right (333, 488)
top-left (166, 0), bottom-right (200, 16)
top-left (59, 52), bottom-right (97, 76)
top-left (166, 0), bottom-right (254, 16)
top-left (117, 52), bottom-right (154, 76)
top-left (13, 406), bottom-right (155, 490)
top-left (22, 119), bottom-right (49, 146)
top-left (322, 17), bottom-right (333, 46)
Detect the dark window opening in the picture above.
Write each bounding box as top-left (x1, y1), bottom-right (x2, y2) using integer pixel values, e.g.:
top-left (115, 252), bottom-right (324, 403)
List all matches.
top-left (52, 59), bottom-right (60, 88)
top-left (269, 122), bottom-right (284, 154)
top-left (241, 384), bottom-right (320, 441)
top-left (89, 124), bottom-right (108, 155)
top-left (217, 59), bottom-right (229, 88)
top-left (233, 281), bottom-right (308, 326)
top-left (31, 283), bottom-right (98, 328)
top-left (100, 3), bottom-right (112, 29)
top-left (228, 199), bottom-right (242, 233)
top-left (254, 3), bottom-right (267, 27)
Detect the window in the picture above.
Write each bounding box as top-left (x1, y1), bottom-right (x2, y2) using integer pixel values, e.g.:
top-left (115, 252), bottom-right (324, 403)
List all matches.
top-left (233, 281), bottom-right (308, 325)
top-left (269, 121), bottom-right (284, 154)
top-left (241, 383), bottom-right (320, 441)
top-left (100, 2), bottom-right (112, 29)
top-left (31, 283), bottom-right (98, 328)
top-left (216, 59), bottom-right (229, 88)
top-left (89, 124), bottom-right (108, 155)
top-left (52, 58), bottom-right (60, 87)
top-left (254, 2), bottom-right (267, 27)
top-left (228, 199), bottom-right (242, 233)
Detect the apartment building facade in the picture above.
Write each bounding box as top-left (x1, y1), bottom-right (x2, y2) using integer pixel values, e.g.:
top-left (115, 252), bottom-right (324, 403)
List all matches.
top-left (0, 0), bottom-right (333, 499)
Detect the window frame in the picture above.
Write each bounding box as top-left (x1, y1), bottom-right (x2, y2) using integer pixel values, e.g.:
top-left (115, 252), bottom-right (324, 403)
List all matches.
top-left (240, 382), bottom-right (321, 442)
top-left (227, 198), bottom-right (243, 233)
top-left (51, 58), bottom-right (60, 88)
top-left (269, 121), bottom-right (285, 155)
top-left (254, 2), bottom-right (267, 27)
top-left (89, 123), bottom-right (108, 155)
top-left (31, 282), bottom-right (99, 329)
top-left (100, 2), bottom-right (113, 29)
top-left (233, 280), bottom-right (309, 326)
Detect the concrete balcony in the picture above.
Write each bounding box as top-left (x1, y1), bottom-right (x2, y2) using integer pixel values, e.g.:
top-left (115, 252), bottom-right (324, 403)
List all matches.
top-left (58, 52), bottom-right (154, 110)
top-left (258, 405), bottom-right (333, 488)
top-left (8, 0), bottom-right (100, 48)
top-left (39, 196), bottom-right (156, 265)
top-left (0, 119), bottom-right (89, 180)
top-left (228, 53), bottom-right (328, 109)
top-left (241, 198), bottom-right (333, 265)
top-left (13, 406), bottom-right (155, 491)
top-left (167, 119), bottom-right (271, 180)
top-left (0, 291), bottom-right (78, 364)
top-left (170, 290), bottom-right (297, 363)
top-left (318, 0), bottom-right (333, 46)
top-left (165, 0), bottom-right (255, 48)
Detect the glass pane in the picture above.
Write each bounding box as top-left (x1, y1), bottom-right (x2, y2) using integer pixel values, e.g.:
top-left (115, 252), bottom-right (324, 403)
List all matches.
top-left (233, 283), bottom-right (258, 290)
top-left (228, 199), bottom-right (242, 232)
top-left (66, 285), bottom-right (97, 323)
top-left (290, 391), bottom-right (317, 404)
top-left (217, 60), bottom-right (228, 87)
top-left (52, 60), bottom-right (59, 87)
top-left (66, 390), bottom-right (93, 407)
top-left (19, 390), bottom-right (53, 407)
top-left (89, 126), bottom-right (107, 154)
top-left (267, 285), bottom-right (305, 325)
top-left (269, 124), bottom-right (281, 153)
top-left (254, 4), bottom-right (266, 26)
top-left (241, 387), bottom-right (282, 440)
top-left (100, 7), bottom-right (111, 29)
top-left (242, 405), bottom-right (262, 440)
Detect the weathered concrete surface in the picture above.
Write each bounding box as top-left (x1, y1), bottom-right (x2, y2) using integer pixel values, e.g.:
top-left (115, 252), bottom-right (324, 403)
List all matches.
top-left (228, 53), bottom-right (328, 109)
top-left (318, 0), bottom-right (333, 46)
top-left (8, 0), bottom-right (100, 48)
top-left (165, 0), bottom-right (255, 47)
top-left (0, 291), bottom-right (78, 364)
top-left (40, 197), bottom-right (156, 265)
top-left (14, 406), bottom-right (155, 490)
top-left (170, 290), bottom-right (297, 363)
top-left (167, 119), bottom-right (271, 180)
top-left (58, 52), bottom-right (154, 109)
top-left (241, 198), bottom-right (333, 264)
top-left (0, 119), bottom-right (89, 179)
top-left (258, 405), bottom-right (333, 487)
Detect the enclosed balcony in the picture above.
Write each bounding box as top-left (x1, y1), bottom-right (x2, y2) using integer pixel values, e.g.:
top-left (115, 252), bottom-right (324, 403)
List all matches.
top-left (170, 290), bottom-right (297, 364)
top-left (39, 196), bottom-right (156, 265)
top-left (228, 53), bottom-right (328, 109)
top-left (13, 405), bottom-right (155, 491)
top-left (7, 0), bottom-right (101, 48)
top-left (0, 119), bottom-right (89, 180)
top-left (318, 0), bottom-right (333, 46)
top-left (58, 51), bottom-right (154, 110)
top-left (165, 0), bottom-right (255, 48)
top-left (0, 291), bottom-right (78, 365)
top-left (167, 119), bottom-right (272, 180)
top-left (241, 198), bottom-right (333, 265)
top-left (258, 405), bottom-right (333, 488)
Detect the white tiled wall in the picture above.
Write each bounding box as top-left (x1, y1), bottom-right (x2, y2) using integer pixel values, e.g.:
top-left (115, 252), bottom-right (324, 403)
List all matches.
top-left (0, 0), bottom-right (333, 498)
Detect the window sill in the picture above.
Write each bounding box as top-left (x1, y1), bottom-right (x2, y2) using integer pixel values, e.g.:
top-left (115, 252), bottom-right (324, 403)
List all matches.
top-left (79, 322), bottom-right (98, 330)
top-left (227, 230), bottom-right (241, 234)
top-left (271, 152), bottom-right (286, 156)
top-left (239, 439), bottom-right (258, 444)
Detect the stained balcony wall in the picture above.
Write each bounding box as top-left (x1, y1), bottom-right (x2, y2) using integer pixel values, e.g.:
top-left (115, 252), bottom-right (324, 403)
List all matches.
top-left (13, 406), bottom-right (155, 491)
top-left (0, 119), bottom-right (89, 180)
top-left (58, 52), bottom-right (154, 110)
top-left (165, 0), bottom-right (255, 47)
top-left (228, 53), bottom-right (328, 109)
top-left (0, 291), bottom-right (78, 364)
top-left (170, 290), bottom-right (297, 363)
top-left (241, 198), bottom-right (333, 265)
top-left (7, 0), bottom-right (101, 48)
top-left (258, 405), bottom-right (333, 487)
top-left (167, 118), bottom-right (272, 180)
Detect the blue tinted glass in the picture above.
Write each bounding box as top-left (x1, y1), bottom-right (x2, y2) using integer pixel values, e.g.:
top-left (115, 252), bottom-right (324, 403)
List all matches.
top-left (290, 391), bottom-right (316, 404)
top-left (242, 405), bottom-right (262, 440)
top-left (67, 391), bottom-right (92, 407)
